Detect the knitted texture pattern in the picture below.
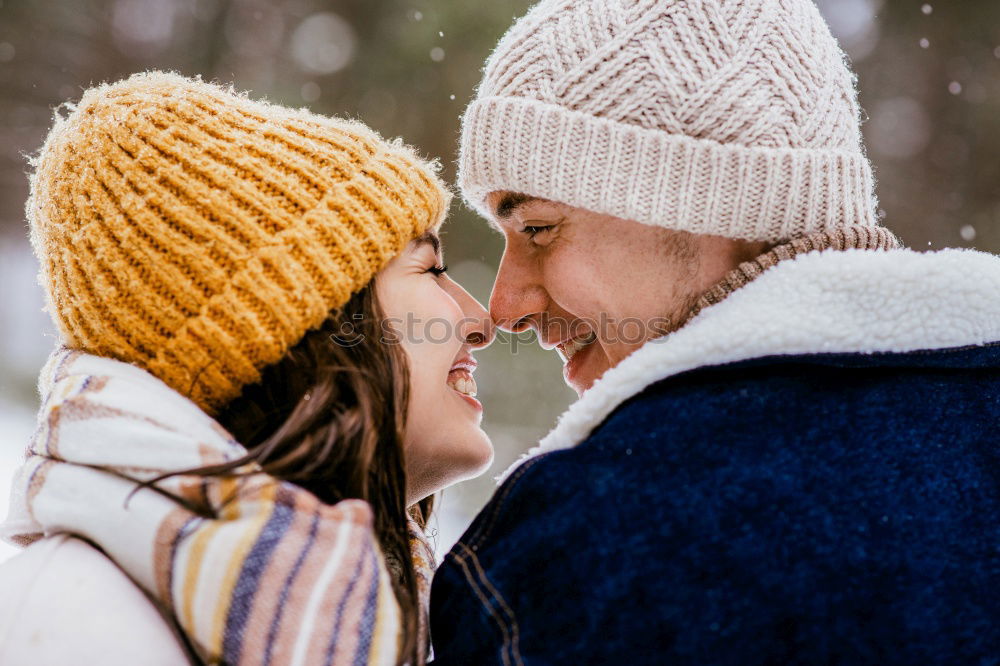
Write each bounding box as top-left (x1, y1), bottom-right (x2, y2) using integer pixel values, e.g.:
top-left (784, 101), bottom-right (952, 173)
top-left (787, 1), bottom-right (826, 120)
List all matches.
top-left (27, 71), bottom-right (450, 414)
top-left (689, 224), bottom-right (900, 318)
top-left (459, 0), bottom-right (880, 242)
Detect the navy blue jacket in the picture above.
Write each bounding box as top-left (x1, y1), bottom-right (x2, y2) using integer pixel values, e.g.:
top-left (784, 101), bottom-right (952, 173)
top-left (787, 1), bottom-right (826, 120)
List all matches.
top-left (430, 344), bottom-right (1000, 665)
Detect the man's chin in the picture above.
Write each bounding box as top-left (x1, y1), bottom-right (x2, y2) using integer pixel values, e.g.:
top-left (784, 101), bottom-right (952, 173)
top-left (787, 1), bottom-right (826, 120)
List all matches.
top-left (564, 341), bottom-right (639, 396)
top-left (562, 349), bottom-right (607, 396)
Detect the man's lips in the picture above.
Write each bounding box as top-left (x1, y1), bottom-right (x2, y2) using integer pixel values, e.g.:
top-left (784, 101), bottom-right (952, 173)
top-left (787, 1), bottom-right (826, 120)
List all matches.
top-left (561, 334), bottom-right (600, 389)
top-left (554, 331), bottom-right (598, 364)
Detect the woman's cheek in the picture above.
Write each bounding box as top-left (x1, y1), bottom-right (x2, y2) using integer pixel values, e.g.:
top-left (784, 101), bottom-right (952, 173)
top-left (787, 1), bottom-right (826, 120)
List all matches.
top-left (423, 286), bottom-right (466, 346)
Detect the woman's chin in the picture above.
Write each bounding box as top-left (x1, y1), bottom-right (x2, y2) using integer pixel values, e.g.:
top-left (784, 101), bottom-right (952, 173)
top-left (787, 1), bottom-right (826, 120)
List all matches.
top-left (450, 430), bottom-right (495, 482)
top-left (467, 434), bottom-right (495, 476)
top-left (406, 428), bottom-right (494, 504)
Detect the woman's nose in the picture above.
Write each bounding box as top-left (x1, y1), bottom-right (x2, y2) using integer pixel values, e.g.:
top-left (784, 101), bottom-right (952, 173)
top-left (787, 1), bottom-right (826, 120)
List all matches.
top-left (451, 279), bottom-right (496, 349)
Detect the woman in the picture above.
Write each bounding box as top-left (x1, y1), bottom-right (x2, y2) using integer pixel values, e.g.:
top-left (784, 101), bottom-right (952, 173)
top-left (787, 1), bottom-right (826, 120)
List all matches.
top-left (0, 72), bottom-right (494, 665)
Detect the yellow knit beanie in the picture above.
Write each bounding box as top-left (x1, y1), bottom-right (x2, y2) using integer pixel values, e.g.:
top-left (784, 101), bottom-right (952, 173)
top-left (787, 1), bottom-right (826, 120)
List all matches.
top-left (27, 71), bottom-right (451, 413)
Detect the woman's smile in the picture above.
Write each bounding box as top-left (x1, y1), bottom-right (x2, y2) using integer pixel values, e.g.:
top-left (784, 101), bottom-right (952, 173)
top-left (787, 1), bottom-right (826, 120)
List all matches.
top-left (447, 355), bottom-right (482, 412)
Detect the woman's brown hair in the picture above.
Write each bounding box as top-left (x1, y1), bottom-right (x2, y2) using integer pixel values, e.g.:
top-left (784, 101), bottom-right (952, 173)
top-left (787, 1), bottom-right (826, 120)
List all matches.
top-left (175, 283), bottom-right (431, 665)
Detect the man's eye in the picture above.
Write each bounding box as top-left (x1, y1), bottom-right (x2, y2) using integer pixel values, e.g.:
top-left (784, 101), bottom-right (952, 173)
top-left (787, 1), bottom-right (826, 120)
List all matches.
top-left (523, 225), bottom-right (550, 238)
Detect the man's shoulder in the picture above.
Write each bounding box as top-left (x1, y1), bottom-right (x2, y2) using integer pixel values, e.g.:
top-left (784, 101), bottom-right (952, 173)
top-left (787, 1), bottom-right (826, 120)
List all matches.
top-left (446, 344), bottom-right (1000, 571)
top-left (433, 345), bottom-right (1000, 665)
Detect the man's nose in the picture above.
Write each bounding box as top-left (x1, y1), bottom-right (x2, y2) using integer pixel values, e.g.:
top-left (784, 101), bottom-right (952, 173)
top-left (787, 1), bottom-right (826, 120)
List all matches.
top-left (489, 247), bottom-right (546, 334)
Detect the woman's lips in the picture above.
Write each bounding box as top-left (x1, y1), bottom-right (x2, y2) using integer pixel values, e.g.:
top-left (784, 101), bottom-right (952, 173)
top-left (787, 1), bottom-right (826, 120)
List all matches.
top-left (447, 368), bottom-right (477, 397)
top-left (447, 368), bottom-right (482, 411)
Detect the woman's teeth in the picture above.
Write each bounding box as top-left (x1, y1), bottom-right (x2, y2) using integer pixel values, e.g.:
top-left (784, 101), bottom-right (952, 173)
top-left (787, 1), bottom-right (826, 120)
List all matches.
top-left (447, 370), bottom-right (478, 397)
top-left (557, 331), bottom-right (597, 363)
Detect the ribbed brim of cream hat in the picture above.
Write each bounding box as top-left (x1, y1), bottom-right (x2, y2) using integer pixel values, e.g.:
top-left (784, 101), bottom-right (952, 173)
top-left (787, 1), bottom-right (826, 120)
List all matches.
top-left (28, 71), bottom-right (451, 413)
top-left (459, 0), bottom-right (881, 242)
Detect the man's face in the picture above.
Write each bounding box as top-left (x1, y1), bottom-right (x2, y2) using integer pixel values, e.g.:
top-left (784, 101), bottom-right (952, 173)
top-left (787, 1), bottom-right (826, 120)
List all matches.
top-left (486, 192), bottom-right (765, 395)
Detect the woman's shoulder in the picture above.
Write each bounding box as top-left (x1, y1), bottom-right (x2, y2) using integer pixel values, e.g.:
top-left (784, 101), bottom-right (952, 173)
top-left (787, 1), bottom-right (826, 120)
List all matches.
top-left (0, 534), bottom-right (191, 665)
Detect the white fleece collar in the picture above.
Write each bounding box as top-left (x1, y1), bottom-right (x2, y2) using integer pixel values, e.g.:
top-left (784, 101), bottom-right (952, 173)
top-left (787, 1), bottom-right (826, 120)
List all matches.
top-left (499, 247), bottom-right (1000, 481)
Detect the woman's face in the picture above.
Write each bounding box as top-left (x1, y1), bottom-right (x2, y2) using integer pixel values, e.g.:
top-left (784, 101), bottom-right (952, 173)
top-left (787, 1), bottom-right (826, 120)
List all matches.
top-left (377, 233), bottom-right (496, 505)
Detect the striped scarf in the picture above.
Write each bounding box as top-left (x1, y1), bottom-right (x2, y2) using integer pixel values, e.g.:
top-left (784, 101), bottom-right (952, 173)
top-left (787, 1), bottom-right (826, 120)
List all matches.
top-left (0, 348), bottom-right (435, 665)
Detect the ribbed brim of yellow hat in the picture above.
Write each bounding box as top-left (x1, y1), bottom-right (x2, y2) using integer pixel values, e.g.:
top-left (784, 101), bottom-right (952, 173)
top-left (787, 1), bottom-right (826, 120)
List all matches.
top-left (28, 71), bottom-right (451, 413)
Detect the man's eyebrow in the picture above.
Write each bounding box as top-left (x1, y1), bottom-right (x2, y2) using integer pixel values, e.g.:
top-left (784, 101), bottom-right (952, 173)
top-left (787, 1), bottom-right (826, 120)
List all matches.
top-left (494, 193), bottom-right (540, 219)
top-left (414, 231), bottom-right (441, 256)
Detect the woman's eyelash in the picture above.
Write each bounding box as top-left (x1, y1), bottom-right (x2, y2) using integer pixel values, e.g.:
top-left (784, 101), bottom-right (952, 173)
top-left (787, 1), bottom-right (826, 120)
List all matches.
top-left (427, 264), bottom-right (448, 276)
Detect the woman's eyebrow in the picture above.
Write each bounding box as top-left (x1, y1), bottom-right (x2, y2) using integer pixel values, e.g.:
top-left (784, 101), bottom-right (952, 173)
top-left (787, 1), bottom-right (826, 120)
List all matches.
top-left (414, 231), bottom-right (441, 256)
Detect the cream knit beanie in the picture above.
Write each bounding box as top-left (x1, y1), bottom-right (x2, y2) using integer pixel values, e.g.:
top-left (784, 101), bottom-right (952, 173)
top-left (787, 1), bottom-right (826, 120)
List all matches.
top-left (459, 0), bottom-right (880, 242)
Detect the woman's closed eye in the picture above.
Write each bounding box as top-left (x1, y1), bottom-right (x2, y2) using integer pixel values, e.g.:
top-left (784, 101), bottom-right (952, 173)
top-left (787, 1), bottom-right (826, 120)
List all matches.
top-left (426, 263), bottom-right (448, 277)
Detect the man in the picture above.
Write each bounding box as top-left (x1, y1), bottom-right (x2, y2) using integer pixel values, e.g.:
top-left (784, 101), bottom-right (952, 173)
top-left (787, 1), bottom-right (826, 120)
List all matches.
top-left (430, 0), bottom-right (1000, 664)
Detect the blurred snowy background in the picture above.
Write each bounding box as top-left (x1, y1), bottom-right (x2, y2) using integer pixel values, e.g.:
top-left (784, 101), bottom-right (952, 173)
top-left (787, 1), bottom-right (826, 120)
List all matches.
top-left (1, 0), bottom-right (999, 565)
